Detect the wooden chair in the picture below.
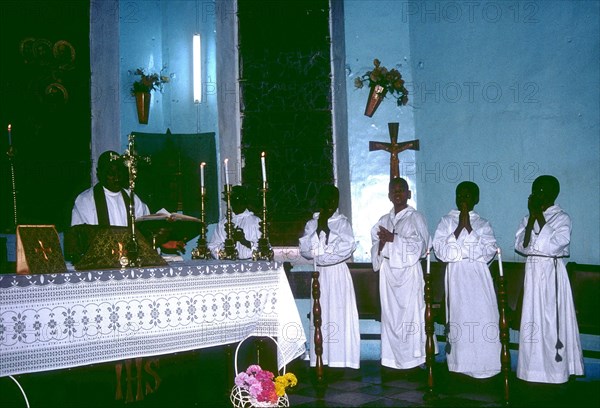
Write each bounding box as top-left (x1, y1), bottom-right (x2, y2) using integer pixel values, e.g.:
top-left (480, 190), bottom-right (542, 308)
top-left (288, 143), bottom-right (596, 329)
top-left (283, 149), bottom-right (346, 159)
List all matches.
top-left (424, 258), bottom-right (515, 405)
top-left (567, 262), bottom-right (600, 336)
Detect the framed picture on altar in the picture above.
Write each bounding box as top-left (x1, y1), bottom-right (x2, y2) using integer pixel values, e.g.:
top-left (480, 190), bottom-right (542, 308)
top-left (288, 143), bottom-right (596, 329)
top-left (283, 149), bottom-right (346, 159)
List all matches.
top-left (16, 225), bottom-right (67, 275)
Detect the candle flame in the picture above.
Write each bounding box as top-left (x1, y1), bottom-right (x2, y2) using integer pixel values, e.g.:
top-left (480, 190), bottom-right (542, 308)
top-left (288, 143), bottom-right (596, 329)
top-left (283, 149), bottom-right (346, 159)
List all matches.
top-left (261, 151), bottom-right (265, 157)
top-left (7, 124), bottom-right (11, 131)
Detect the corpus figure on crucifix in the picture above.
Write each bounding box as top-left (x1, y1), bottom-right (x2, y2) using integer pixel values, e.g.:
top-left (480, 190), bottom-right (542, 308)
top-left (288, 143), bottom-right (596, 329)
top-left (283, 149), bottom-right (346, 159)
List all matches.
top-left (369, 122), bottom-right (419, 179)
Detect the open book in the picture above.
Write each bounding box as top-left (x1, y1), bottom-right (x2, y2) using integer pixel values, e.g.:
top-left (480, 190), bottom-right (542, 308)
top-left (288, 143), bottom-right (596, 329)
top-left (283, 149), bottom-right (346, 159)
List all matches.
top-left (136, 209), bottom-right (201, 223)
top-left (136, 209), bottom-right (202, 243)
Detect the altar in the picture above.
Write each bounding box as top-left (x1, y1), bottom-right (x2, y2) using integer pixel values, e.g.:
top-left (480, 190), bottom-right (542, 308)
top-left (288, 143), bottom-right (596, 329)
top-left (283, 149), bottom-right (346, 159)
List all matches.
top-left (0, 260), bottom-right (306, 378)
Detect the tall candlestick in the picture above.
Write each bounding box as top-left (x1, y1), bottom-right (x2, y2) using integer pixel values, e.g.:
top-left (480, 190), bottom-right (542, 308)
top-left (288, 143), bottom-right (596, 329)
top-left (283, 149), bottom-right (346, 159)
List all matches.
top-left (224, 158), bottom-right (229, 185)
top-left (426, 250), bottom-right (431, 275)
top-left (261, 152), bottom-right (267, 183)
top-left (200, 162), bottom-right (206, 189)
top-left (8, 124), bottom-right (12, 146)
top-left (497, 248), bottom-right (504, 277)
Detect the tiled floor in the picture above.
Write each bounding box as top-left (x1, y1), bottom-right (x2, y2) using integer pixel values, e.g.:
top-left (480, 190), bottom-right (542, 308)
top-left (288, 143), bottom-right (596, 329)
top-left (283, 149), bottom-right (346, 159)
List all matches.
top-left (4, 349), bottom-right (598, 407)
top-left (284, 359), bottom-right (600, 408)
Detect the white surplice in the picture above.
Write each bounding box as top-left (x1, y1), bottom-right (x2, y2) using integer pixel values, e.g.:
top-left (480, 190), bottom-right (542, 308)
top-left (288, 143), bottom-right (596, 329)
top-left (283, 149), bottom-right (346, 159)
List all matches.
top-left (208, 209), bottom-right (261, 260)
top-left (71, 186), bottom-right (150, 226)
top-left (371, 206), bottom-right (436, 369)
top-left (515, 205), bottom-right (584, 383)
top-left (433, 210), bottom-right (501, 378)
top-left (299, 210), bottom-right (361, 369)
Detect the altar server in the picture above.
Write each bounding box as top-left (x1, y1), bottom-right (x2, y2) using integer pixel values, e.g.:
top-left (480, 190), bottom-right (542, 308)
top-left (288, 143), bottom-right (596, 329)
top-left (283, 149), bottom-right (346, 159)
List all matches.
top-left (299, 184), bottom-right (361, 369)
top-left (208, 185), bottom-right (261, 259)
top-left (515, 175), bottom-right (584, 383)
top-left (371, 177), bottom-right (435, 370)
top-left (433, 181), bottom-right (501, 378)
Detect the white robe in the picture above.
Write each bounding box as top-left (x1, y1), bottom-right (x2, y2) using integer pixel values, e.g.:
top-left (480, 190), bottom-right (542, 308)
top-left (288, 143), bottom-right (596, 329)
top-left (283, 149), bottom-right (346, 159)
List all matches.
top-left (208, 209), bottom-right (261, 260)
top-left (299, 210), bottom-right (361, 369)
top-left (433, 210), bottom-right (501, 378)
top-left (71, 186), bottom-right (149, 226)
top-left (371, 206), bottom-right (435, 369)
top-left (515, 205), bottom-right (584, 383)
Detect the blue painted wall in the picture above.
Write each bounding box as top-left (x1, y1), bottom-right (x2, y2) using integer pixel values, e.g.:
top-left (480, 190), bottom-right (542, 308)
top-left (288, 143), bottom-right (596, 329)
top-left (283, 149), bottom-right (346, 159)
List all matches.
top-left (116, 0), bottom-right (599, 265)
top-left (344, 0), bottom-right (417, 261)
top-left (406, 0), bottom-right (599, 264)
top-left (119, 0), bottom-right (218, 149)
top-left (344, 0), bottom-right (599, 264)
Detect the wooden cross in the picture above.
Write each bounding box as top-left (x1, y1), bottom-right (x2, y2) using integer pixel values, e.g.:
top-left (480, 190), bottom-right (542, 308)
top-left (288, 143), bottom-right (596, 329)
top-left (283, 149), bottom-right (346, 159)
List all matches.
top-left (369, 122), bottom-right (420, 179)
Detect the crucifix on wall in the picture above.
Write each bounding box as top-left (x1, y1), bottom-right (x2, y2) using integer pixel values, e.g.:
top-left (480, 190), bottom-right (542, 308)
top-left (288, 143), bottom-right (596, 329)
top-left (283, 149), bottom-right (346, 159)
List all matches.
top-left (369, 122), bottom-right (420, 180)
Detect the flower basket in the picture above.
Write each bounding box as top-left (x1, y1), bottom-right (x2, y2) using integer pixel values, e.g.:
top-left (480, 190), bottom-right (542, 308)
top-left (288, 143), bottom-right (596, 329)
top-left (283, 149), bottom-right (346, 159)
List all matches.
top-left (230, 336), bottom-right (293, 408)
top-left (230, 383), bottom-right (289, 408)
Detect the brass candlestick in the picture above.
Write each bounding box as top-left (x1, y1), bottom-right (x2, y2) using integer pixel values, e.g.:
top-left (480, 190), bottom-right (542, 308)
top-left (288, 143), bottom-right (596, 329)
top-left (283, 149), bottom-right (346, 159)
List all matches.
top-left (253, 182), bottom-right (273, 261)
top-left (119, 134), bottom-right (150, 268)
top-left (218, 184), bottom-right (238, 260)
top-left (191, 186), bottom-right (212, 259)
top-left (6, 145), bottom-right (18, 231)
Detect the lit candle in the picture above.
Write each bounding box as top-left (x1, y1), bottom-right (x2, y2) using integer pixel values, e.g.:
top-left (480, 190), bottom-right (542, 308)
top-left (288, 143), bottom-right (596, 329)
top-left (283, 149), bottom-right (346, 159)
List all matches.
top-left (261, 152), bottom-right (267, 183)
top-left (7, 124), bottom-right (12, 146)
top-left (224, 158), bottom-right (229, 185)
top-left (200, 162), bottom-right (206, 189)
top-left (426, 250), bottom-right (431, 275)
top-left (497, 248), bottom-right (504, 277)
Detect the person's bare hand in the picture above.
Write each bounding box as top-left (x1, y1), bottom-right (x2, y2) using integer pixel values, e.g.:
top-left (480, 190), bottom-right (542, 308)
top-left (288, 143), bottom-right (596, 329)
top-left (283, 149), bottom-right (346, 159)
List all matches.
top-left (377, 226), bottom-right (394, 243)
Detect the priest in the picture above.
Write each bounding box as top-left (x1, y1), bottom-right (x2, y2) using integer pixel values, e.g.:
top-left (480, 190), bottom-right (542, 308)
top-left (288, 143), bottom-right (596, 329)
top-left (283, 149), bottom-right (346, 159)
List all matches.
top-left (71, 150), bottom-right (149, 226)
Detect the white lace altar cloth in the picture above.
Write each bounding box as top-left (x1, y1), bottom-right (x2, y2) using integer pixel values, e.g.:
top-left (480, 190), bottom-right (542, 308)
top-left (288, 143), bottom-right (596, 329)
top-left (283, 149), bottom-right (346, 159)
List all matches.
top-left (0, 260), bottom-right (306, 377)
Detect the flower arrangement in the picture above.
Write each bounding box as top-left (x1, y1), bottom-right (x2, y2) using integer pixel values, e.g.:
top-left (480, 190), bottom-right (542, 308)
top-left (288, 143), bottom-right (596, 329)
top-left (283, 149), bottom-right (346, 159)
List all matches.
top-left (354, 59), bottom-right (409, 107)
top-left (130, 67), bottom-right (170, 95)
top-left (234, 364), bottom-right (297, 405)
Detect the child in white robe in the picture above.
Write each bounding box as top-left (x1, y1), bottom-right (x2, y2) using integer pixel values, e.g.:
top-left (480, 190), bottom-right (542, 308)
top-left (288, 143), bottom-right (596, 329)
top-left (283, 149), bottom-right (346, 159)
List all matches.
top-left (515, 175), bottom-right (584, 383)
top-left (299, 185), bottom-right (361, 369)
top-left (208, 185), bottom-right (261, 260)
top-left (433, 181), bottom-right (501, 378)
top-left (371, 177), bottom-right (434, 370)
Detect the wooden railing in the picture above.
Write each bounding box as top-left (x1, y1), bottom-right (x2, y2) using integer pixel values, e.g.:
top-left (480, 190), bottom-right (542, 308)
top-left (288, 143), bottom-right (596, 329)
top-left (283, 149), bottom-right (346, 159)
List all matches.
top-left (285, 260), bottom-right (600, 403)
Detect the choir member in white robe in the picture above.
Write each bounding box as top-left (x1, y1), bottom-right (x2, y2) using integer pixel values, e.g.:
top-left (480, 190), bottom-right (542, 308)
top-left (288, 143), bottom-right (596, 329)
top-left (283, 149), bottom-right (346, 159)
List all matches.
top-left (371, 178), bottom-right (435, 370)
top-left (433, 181), bottom-right (501, 378)
top-left (299, 185), bottom-right (361, 369)
top-left (71, 150), bottom-right (149, 226)
top-left (208, 185), bottom-right (261, 259)
top-left (515, 175), bottom-right (584, 384)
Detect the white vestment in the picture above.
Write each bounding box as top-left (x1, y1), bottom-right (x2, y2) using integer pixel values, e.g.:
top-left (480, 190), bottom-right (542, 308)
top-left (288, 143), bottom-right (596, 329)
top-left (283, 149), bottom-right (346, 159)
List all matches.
top-left (371, 206), bottom-right (436, 369)
top-left (433, 210), bottom-right (501, 378)
top-left (515, 205), bottom-right (584, 383)
top-left (299, 210), bottom-right (361, 369)
top-left (71, 185), bottom-right (149, 226)
top-left (208, 209), bottom-right (261, 260)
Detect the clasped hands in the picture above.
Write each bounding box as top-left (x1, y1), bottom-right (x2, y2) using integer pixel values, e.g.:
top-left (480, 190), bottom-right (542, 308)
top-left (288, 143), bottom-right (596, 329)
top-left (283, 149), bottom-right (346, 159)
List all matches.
top-left (316, 219), bottom-right (331, 245)
top-left (454, 203), bottom-right (472, 238)
top-left (232, 227), bottom-right (251, 248)
top-left (377, 226), bottom-right (394, 254)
